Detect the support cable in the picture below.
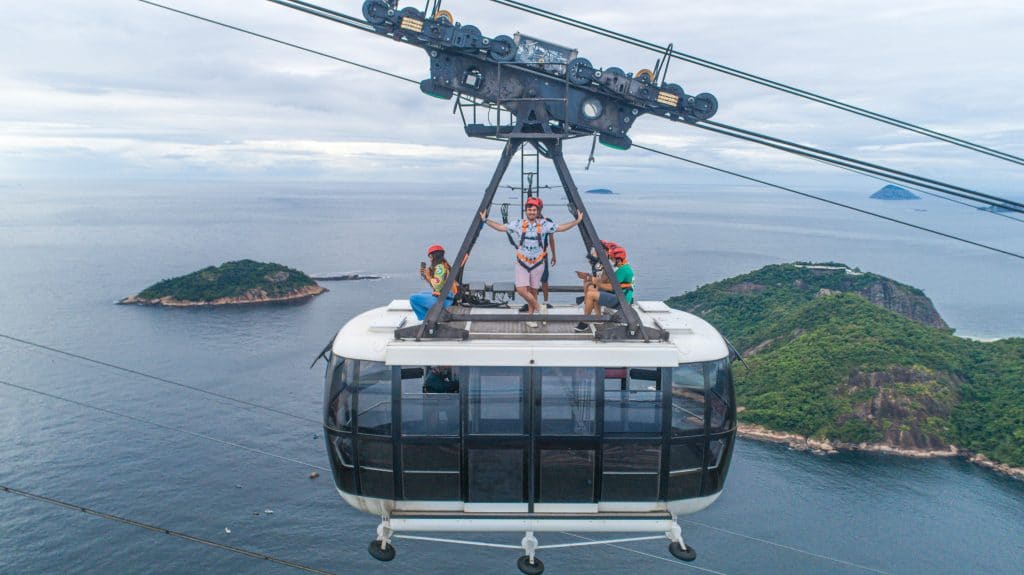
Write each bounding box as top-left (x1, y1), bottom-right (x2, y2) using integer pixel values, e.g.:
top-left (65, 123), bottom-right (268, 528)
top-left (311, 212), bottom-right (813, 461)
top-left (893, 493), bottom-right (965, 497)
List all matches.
top-left (0, 333), bottom-right (320, 425)
top-left (0, 484), bottom-right (338, 575)
top-left (699, 120), bottom-right (1024, 213)
top-left (135, 3), bottom-right (1024, 259)
top-left (0, 378), bottom-right (329, 472)
top-left (136, 1), bottom-right (416, 86)
top-left (631, 143), bottom-right (1024, 261)
top-left (488, 0), bottom-right (1024, 167)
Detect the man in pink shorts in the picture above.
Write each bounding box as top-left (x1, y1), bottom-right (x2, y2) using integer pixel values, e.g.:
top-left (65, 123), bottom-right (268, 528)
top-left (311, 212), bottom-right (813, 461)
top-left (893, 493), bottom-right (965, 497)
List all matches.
top-left (480, 197), bottom-right (583, 325)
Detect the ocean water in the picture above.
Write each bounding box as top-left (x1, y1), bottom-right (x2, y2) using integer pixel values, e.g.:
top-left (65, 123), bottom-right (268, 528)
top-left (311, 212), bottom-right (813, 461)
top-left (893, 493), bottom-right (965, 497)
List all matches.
top-left (1, 179), bottom-right (1022, 574)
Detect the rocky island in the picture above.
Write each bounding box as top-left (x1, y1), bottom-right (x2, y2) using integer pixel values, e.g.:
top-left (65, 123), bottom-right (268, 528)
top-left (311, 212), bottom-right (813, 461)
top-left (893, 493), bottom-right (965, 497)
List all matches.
top-left (871, 184), bottom-right (920, 200)
top-left (120, 260), bottom-right (326, 307)
top-left (667, 262), bottom-right (1024, 479)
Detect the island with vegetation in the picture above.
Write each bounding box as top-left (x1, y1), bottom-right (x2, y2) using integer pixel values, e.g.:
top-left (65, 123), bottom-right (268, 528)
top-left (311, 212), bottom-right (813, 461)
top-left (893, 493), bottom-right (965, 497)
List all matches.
top-left (666, 262), bottom-right (1024, 479)
top-left (120, 260), bottom-right (326, 307)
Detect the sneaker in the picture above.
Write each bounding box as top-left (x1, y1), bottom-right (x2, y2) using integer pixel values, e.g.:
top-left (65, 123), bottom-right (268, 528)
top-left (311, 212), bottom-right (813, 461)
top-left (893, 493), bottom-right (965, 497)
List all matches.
top-left (575, 296), bottom-right (585, 305)
top-left (574, 322), bottom-right (590, 333)
top-left (518, 303), bottom-right (529, 312)
top-left (545, 303), bottom-right (553, 309)
top-left (526, 320), bottom-right (539, 328)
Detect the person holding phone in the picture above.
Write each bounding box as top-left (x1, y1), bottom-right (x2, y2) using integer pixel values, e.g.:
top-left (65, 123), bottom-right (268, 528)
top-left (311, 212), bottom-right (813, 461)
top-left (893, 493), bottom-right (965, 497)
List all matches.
top-left (575, 246), bottom-right (634, 332)
top-left (410, 244), bottom-right (458, 320)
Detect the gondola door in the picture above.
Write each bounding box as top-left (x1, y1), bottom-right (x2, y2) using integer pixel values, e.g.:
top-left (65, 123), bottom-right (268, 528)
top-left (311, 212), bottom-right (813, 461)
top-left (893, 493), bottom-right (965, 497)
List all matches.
top-left (463, 366), bottom-right (531, 506)
top-left (532, 367), bottom-right (601, 506)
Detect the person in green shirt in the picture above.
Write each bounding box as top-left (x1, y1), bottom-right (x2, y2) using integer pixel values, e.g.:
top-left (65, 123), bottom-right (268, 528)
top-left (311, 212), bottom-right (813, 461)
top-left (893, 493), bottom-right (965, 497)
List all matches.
top-left (576, 246), bottom-right (634, 332)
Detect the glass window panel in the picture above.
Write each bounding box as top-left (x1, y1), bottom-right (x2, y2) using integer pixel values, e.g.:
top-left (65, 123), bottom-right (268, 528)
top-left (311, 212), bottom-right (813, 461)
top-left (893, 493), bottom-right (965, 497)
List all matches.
top-left (603, 367), bottom-right (662, 434)
top-left (708, 359), bottom-right (735, 432)
top-left (403, 444), bottom-right (460, 472)
top-left (359, 468), bottom-right (394, 499)
top-left (667, 471), bottom-right (702, 501)
top-left (670, 442), bottom-right (704, 473)
top-left (325, 358), bottom-right (354, 431)
top-left (403, 472), bottom-right (460, 501)
top-left (468, 449), bottom-right (524, 502)
top-left (358, 436), bottom-right (393, 470)
top-left (671, 363), bottom-right (706, 436)
top-left (703, 436), bottom-right (734, 496)
top-left (356, 361), bottom-right (392, 435)
top-left (541, 367), bottom-right (596, 435)
top-left (603, 443), bottom-right (660, 473)
top-left (539, 449), bottom-right (595, 502)
top-left (468, 367), bottom-right (525, 435)
top-left (601, 474), bottom-right (659, 501)
top-left (329, 434), bottom-right (356, 494)
top-left (402, 372), bottom-right (460, 437)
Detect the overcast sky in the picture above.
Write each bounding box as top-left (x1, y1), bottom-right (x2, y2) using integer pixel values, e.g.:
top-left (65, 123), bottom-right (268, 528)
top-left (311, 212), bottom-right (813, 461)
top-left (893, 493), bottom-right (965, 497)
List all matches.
top-left (2, 0), bottom-right (1022, 194)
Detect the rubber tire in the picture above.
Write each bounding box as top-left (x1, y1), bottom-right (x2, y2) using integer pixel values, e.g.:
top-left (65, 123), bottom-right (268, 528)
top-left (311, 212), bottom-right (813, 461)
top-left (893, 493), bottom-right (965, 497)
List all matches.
top-left (517, 555), bottom-right (545, 575)
top-left (361, 0), bottom-right (390, 25)
top-left (669, 541), bottom-right (697, 562)
top-left (368, 540), bottom-right (396, 562)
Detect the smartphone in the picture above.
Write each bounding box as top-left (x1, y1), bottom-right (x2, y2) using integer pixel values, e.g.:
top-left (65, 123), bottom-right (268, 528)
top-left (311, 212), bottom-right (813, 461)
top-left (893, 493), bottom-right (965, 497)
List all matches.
top-left (420, 261), bottom-right (427, 269)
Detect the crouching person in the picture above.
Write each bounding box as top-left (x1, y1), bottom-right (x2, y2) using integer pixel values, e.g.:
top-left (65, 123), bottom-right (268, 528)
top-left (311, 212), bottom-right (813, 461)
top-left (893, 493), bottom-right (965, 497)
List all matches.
top-left (410, 244), bottom-right (458, 320)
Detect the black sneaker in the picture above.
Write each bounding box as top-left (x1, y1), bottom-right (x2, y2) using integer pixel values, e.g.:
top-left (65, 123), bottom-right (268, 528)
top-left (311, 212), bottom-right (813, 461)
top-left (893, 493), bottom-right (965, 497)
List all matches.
top-left (545, 303), bottom-right (553, 309)
top-left (574, 322), bottom-right (590, 333)
top-left (518, 303), bottom-right (529, 312)
top-left (575, 296), bottom-right (585, 305)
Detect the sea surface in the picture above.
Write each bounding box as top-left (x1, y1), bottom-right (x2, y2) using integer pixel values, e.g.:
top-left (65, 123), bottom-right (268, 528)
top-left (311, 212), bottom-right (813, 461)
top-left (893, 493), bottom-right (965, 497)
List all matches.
top-left (1, 179), bottom-right (1022, 574)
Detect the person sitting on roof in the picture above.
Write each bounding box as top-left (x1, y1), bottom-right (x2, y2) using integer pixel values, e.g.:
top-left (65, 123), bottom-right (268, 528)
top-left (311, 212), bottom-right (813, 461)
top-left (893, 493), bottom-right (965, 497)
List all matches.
top-left (480, 198), bottom-right (583, 326)
top-left (409, 244), bottom-right (458, 321)
top-left (575, 246), bottom-right (634, 332)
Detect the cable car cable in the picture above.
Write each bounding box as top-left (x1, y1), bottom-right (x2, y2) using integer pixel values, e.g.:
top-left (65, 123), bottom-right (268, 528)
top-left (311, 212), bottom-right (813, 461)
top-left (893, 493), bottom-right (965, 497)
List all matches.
top-left (695, 121), bottom-right (1024, 213)
top-left (630, 143), bottom-right (1024, 262)
top-left (0, 377), bottom-right (328, 472)
top-left (136, 1), bottom-right (416, 86)
top-left (697, 120), bottom-right (1024, 212)
top-left (0, 333), bottom-right (320, 425)
top-left (487, 0), bottom-right (1024, 168)
top-left (135, 5), bottom-right (1024, 258)
top-left (0, 484), bottom-right (339, 575)
top-left (803, 155), bottom-right (1024, 224)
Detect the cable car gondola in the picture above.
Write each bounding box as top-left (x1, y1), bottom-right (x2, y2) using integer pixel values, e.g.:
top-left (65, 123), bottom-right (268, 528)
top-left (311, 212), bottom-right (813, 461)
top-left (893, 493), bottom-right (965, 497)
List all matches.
top-left (323, 297), bottom-right (736, 574)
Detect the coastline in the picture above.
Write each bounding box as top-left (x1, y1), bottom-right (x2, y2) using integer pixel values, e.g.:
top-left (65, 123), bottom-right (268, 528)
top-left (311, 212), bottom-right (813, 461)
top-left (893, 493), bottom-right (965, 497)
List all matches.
top-left (738, 423), bottom-right (1024, 481)
top-left (118, 284), bottom-right (327, 307)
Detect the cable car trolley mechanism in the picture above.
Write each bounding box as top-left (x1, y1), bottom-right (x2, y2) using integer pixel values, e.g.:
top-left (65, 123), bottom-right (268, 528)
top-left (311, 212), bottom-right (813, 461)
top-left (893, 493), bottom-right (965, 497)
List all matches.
top-left (265, 0), bottom-right (736, 572)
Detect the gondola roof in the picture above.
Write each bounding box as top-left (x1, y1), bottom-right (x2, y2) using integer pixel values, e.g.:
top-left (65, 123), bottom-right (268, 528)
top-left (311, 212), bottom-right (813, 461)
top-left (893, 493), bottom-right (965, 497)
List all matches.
top-left (332, 300), bottom-right (729, 367)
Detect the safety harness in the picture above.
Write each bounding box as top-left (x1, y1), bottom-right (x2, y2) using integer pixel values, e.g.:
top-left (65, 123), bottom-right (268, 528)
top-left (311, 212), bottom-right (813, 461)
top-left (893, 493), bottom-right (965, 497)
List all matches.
top-left (511, 219), bottom-right (549, 269)
top-left (430, 262), bottom-right (458, 298)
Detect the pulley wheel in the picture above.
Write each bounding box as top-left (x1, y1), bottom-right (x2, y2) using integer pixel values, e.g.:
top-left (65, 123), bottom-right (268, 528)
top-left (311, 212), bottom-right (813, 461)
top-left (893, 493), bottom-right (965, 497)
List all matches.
top-left (489, 34), bottom-right (516, 62)
top-left (434, 9), bottom-right (454, 25)
top-left (635, 68), bottom-right (655, 83)
top-left (459, 24), bottom-right (483, 49)
top-left (362, 0), bottom-right (390, 25)
top-left (566, 58), bottom-right (594, 85)
top-left (693, 92), bottom-right (719, 119)
top-left (516, 555), bottom-right (545, 575)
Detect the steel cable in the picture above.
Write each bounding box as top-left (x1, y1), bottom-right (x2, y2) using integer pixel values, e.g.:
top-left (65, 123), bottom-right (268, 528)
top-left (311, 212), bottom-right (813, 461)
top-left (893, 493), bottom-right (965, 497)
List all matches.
top-left (0, 484), bottom-right (338, 575)
top-left (488, 0), bottom-right (1024, 167)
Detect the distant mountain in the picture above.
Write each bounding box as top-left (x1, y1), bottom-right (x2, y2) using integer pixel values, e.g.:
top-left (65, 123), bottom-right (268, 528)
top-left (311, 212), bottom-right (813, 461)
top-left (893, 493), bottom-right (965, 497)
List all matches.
top-left (978, 205), bottom-right (1014, 213)
top-left (585, 188), bottom-right (614, 194)
top-left (666, 263), bottom-right (1024, 471)
top-left (871, 184), bottom-right (920, 200)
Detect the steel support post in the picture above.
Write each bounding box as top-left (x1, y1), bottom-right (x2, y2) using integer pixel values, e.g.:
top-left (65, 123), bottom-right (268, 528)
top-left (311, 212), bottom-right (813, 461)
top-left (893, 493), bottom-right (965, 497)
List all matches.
top-left (548, 140), bottom-right (650, 340)
top-left (399, 139), bottom-right (521, 340)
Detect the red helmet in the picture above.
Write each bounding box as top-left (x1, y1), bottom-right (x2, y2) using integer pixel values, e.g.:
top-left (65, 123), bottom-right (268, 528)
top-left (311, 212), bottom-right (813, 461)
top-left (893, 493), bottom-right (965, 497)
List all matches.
top-left (525, 197), bottom-right (543, 210)
top-left (426, 244), bottom-right (445, 256)
top-left (601, 240), bottom-right (619, 250)
top-left (608, 246), bottom-right (627, 261)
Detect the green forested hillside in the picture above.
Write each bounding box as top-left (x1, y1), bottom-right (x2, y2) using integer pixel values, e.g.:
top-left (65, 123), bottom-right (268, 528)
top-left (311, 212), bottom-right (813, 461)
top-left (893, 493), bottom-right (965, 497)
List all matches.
top-left (666, 263), bottom-right (1024, 467)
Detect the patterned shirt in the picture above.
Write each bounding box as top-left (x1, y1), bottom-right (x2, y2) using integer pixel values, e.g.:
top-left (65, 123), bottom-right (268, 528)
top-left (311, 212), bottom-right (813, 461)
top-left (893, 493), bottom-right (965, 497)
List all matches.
top-left (507, 217), bottom-right (556, 265)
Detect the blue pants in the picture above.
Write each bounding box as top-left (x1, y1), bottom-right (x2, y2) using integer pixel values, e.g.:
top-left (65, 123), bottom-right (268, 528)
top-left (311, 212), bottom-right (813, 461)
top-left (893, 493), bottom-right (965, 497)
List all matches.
top-left (410, 291), bottom-right (454, 320)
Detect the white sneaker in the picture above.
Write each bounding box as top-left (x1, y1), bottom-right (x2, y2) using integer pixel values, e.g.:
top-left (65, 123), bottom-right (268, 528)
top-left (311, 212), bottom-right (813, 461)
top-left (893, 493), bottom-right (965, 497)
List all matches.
top-left (525, 320), bottom-right (539, 328)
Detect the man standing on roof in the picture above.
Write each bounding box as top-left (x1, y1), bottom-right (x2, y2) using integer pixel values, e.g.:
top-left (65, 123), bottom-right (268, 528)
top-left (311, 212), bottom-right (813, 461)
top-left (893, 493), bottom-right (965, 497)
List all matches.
top-left (480, 198), bottom-right (583, 326)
